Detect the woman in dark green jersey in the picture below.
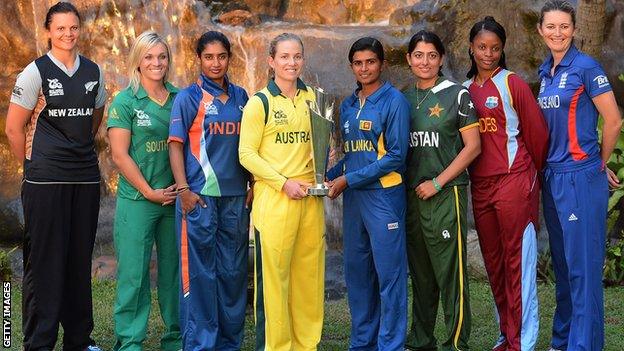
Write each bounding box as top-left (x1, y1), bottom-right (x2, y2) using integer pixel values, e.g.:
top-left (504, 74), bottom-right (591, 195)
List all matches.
top-left (403, 30), bottom-right (481, 351)
top-left (107, 31), bottom-right (181, 351)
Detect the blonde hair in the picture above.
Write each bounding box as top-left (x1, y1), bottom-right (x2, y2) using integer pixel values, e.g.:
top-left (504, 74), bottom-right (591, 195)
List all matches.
top-left (127, 30), bottom-right (172, 93)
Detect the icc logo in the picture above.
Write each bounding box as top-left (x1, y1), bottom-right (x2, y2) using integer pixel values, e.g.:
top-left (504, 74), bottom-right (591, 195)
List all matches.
top-left (48, 78), bottom-right (64, 96)
top-left (442, 230), bottom-right (450, 239)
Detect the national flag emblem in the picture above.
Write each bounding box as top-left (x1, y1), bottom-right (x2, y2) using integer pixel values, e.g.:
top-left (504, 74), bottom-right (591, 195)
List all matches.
top-left (359, 120), bottom-right (372, 131)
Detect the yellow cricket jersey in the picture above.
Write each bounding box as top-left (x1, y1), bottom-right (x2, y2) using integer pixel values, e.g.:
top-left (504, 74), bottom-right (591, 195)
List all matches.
top-left (239, 79), bottom-right (316, 191)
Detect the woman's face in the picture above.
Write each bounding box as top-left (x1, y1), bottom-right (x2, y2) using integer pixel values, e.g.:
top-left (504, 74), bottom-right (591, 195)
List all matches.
top-left (268, 39), bottom-right (304, 82)
top-left (350, 49), bottom-right (383, 87)
top-left (470, 30), bottom-right (503, 74)
top-left (46, 12), bottom-right (80, 52)
top-left (200, 41), bottom-right (230, 83)
top-left (406, 41), bottom-right (443, 83)
top-left (139, 43), bottom-right (168, 83)
top-left (538, 10), bottom-right (575, 56)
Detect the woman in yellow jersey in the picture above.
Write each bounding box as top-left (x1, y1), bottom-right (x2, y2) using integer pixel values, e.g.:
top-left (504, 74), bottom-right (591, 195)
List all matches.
top-left (239, 33), bottom-right (325, 351)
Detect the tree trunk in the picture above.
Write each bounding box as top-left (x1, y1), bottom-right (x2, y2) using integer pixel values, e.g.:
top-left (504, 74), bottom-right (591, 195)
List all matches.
top-left (575, 0), bottom-right (607, 57)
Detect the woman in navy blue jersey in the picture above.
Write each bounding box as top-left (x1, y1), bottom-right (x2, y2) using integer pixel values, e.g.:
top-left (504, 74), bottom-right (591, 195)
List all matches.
top-left (5, 2), bottom-right (106, 350)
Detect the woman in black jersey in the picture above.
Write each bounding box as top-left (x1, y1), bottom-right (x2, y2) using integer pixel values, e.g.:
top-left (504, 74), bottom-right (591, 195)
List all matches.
top-left (5, 2), bottom-right (105, 350)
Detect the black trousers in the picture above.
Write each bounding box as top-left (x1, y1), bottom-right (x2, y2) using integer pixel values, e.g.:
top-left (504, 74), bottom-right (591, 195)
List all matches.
top-left (21, 182), bottom-right (100, 351)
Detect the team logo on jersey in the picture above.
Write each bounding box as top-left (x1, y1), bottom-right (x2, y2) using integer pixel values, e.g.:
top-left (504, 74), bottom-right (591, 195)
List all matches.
top-left (12, 86), bottom-right (23, 98)
top-left (48, 78), bottom-right (64, 96)
top-left (359, 120), bottom-right (372, 131)
top-left (539, 79), bottom-right (546, 94)
top-left (485, 96), bottom-right (498, 109)
top-left (273, 109), bottom-right (288, 125)
top-left (134, 109), bottom-right (152, 127)
top-left (387, 222), bottom-right (399, 230)
top-left (203, 101), bottom-right (218, 115)
top-left (344, 120), bottom-right (350, 134)
top-left (84, 81), bottom-right (98, 94)
top-left (558, 72), bottom-right (568, 89)
top-left (442, 229), bottom-right (450, 239)
top-left (593, 75), bottom-right (610, 88)
top-left (428, 103), bottom-right (444, 118)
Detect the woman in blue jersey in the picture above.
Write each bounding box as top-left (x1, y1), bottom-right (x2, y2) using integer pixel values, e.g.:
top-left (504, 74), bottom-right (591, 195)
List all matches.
top-left (107, 30), bottom-right (181, 351)
top-left (327, 37), bottom-right (410, 351)
top-left (5, 2), bottom-right (105, 350)
top-left (537, 2), bottom-right (622, 350)
top-left (168, 31), bottom-right (250, 351)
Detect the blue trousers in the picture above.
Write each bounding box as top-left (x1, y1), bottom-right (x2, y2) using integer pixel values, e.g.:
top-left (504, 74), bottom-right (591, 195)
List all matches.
top-left (343, 185), bottom-right (408, 351)
top-left (175, 195), bottom-right (250, 351)
top-left (543, 158), bottom-right (607, 351)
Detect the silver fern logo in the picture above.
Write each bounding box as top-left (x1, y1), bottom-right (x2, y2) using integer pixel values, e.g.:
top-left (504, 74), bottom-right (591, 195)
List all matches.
top-left (84, 81), bottom-right (98, 94)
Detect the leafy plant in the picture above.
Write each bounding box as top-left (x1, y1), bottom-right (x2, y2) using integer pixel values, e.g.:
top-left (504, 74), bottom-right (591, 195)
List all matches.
top-left (0, 247), bottom-right (17, 281)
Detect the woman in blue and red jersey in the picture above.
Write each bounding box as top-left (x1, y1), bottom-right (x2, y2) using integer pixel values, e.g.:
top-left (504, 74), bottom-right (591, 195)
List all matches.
top-left (537, 2), bottom-right (622, 350)
top-left (464, 16), bottom-right (548, 351)
top-left (327, 37), bottom-right (410, 351)
top-left (168, 31), bottom-right (251, 351)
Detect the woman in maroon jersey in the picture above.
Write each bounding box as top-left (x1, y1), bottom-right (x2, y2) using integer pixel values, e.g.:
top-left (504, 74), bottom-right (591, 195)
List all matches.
top-left (464, 16), bottom-right (548, 351)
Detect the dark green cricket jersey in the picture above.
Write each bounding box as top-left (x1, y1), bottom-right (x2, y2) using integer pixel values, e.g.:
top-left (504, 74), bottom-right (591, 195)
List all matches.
top-left (107, 82), bottom-right (178, 200)
top-left (404, 78), bottom-right (478, 189)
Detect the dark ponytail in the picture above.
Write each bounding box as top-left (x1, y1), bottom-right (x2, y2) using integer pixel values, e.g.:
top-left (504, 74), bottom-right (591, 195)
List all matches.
top-left (466, 16), bottom-right (508, 79)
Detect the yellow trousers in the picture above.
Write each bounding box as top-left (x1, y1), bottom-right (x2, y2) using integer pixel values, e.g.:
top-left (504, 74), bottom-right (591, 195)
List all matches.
top-left (252, 181), bottom-right (326, 351)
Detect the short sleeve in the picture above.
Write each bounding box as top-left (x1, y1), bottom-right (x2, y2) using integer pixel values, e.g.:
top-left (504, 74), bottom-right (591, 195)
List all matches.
top-left (168, 90), bottom-right (195, 144)
top-left (107, 92), bottom-right (133, 130)
top-left (582, 62), bottom-right (612, 98)
top-left (94, 64), bottom-right (107, 109)
top-left (10, 62), bottom-right (42, 110)
top-left (457, 88), bottom-right (478, 131)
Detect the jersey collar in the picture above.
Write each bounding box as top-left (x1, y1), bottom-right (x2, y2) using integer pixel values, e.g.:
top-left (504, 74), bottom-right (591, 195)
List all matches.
top-left (134, 81), bottom-right (178, 100)
top-left (539, 44), bottom-right (580, 77)
top-left (198, 73), bottom-right (231, 97)
top-left (267, 78), bottom-right (308, 97)
top-left (351, 81), bottom-right (391, 105)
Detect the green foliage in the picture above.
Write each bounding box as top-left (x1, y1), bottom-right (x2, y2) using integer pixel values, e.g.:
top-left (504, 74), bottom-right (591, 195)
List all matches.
top-left (604, 238), bottom-right (624, 286)
top-left (537, 251), bottom-right (555, 284)
top-left (0, 247), bottom-right (17, 281)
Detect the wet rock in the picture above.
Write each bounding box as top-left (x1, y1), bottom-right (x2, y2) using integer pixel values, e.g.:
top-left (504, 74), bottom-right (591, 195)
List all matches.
top-left (218, 9), bottom-right (260, 26)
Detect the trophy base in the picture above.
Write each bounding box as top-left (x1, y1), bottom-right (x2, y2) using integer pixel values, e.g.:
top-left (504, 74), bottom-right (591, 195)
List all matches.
top-left (307, 184), bottom-right (329, 196)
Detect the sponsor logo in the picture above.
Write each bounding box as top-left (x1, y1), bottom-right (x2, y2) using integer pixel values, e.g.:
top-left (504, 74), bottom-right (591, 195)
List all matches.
top-left (273, 109), bottom-right (288, 125)
top-left (12, 86), bottom-right (23, 98)
top-left (539, 79), bottom-right (546, 94)
top-left (593, 75), bottom-right (610, 89)
top-left (558, 72), bottom-right (568, 89)
top-left (568, 213), bottom-right (578, 221)
top-left (134, 109), bottom-right (152, 127)
top-left (110, 108), bottom-right (120, 119)
top-left (359, 120), bottom-right (372, 131)
top-left (84, 80), bottom-right (98, 94)
top-left (48, 78), bottom-right (64, 96)
top-left (239, 105), bottom-right (244, 111)
top-left (344, 120), bottom-right (350, 134)
top-left (274, 131), bottom-right (310, 144)
top-left (409, 131), bottom-right (440, 148)
top-left (442, 230), bottom-right (450, 239)
top-left (203, 101), bottom-right (218, 115)
top-left (387, 222), bottom-right (399, 230)
top-left (537, 95), bottom-right (560, 109)
top-left (485, 96), bottom-right (498, 109)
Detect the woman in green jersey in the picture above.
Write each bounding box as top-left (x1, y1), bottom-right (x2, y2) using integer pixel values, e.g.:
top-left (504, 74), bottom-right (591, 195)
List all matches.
top-left (403, 30), bottom-right (481, 351)
top-left (107, 31), bottom-right (181, 351)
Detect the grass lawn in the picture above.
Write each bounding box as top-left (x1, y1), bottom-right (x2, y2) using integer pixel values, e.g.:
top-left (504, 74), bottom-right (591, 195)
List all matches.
top-left (8, 279), bottom-right (624, 350)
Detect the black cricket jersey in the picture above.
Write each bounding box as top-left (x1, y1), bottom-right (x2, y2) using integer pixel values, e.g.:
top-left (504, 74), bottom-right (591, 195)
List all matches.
top-left (25, 55), bottom-right (101, 183)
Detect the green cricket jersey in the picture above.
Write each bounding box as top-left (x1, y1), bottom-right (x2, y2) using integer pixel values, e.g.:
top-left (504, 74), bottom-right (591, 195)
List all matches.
top-left (404, 77), bottom-right (478, 189)
top-left (107, 82), bottom-right (178, 200)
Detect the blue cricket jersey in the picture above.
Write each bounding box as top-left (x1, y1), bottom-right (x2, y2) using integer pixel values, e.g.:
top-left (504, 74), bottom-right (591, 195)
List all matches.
top-left (327, 81), bottom-right (410, 189)
top-left (168, 74), bottom-right (249, 196)
top-left (537, 44), bottom-right (612, 165)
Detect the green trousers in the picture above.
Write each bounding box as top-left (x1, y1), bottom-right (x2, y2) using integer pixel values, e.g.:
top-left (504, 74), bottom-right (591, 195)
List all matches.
top-left (405, 185), bottom-right (471, 351)
top-left (113, 198), bottom-right (181, 351)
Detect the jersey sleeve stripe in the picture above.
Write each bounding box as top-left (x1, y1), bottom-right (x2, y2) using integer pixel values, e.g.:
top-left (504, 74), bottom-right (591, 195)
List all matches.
top-left (167, 136), bottom-right (184, 143)
top-left (567, 85), bottom-right (589, 161)
top-left (459, 122), bottom-right (480, 132)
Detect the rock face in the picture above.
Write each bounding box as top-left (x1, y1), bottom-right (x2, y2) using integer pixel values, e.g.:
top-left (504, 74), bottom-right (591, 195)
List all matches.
top-left (1, 0), bottom-right (623, 277)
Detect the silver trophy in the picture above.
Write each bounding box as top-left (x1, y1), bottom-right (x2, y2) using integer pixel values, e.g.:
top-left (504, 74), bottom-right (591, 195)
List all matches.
top-left (307, 87), bottom-right (335, 196)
